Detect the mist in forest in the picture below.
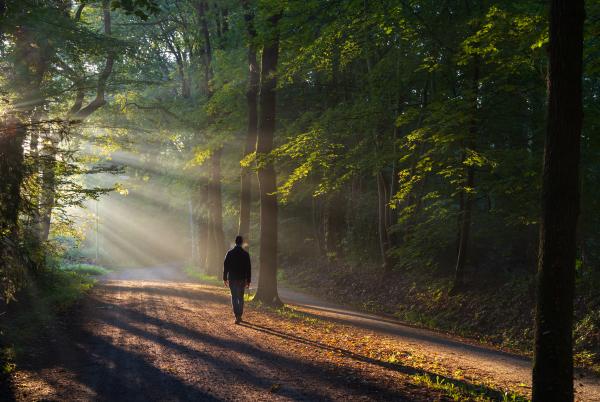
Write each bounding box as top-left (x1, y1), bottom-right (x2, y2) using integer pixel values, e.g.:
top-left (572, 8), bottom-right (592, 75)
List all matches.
top-left (0, 1), bottom-right (595, 400)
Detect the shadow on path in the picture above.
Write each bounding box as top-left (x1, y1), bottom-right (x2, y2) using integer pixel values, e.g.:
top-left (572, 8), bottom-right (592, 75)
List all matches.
top-left (239, 321), bottom-right (520, 401)
top-left (283, 302), bottom-right (530, 364)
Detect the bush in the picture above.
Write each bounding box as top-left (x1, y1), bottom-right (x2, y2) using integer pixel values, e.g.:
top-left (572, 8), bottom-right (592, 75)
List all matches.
top-left (60, 263), bottom-right (111, 276)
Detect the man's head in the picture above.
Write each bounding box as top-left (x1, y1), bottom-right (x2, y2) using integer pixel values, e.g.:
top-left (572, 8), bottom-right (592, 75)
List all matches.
top-left (235, 235), bottom-right (243, 246)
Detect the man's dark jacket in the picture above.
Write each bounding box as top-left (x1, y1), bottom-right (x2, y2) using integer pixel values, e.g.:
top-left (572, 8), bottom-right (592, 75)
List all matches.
top-left (223, 245), bottom-right (251, 282)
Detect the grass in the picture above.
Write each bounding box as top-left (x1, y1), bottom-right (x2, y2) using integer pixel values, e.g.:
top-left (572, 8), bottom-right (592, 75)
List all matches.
top-left (411, 373), bottom-right (529, 402)
top-left (247, 296), bottom-right (321, 325)
top-left (183, 266), bottom-right (222, 285)
top-left (0, 268), bottom-right (99, 389)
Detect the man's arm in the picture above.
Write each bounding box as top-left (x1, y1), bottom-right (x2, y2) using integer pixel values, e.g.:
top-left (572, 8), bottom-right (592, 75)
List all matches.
top-left (245, 252), bottom-right (251, 287)
top-left (223, 251), bottom-right (230, 285)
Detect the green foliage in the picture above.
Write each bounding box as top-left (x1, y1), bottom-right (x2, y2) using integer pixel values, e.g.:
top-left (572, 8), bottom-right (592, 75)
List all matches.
top-left (1, 0), bottom-right (599, 389)
top-left (184, 266), bottom-right (221, 285)
top-left (110, 0), bottom-right (161, 20)
top-left (412, 373), bottom-right (528, 402)
top-left (60, 263), bottom-right (111, 276)
top-left (0, 269), bottom-right (95, 361)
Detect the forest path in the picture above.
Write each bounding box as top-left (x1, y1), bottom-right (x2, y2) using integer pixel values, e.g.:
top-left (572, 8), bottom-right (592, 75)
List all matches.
top-left (278, 289), bottom-right (600, 401)
top-left (10, 266), bottom-right (600, 401)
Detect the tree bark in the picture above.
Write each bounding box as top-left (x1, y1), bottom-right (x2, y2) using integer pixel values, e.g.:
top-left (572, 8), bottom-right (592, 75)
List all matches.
top-left (325, 190), bottom-right (345, 256)
top-left (238, 0), bottom-right (259, 240)
top-left (532, 1), bottom-right (584, 401)
top-left (38, 130), bottom-right (57, 242)
top-left (14, 19), bottom-right (51, 243)
top-left (196, 179), bottom-right (209, 271)
top-left (254, 12), bottom-right (282, 305)
top-left (196, 0), bottom-right (212, 95)
top-left (72, 0), bottom-right (114, 121)
top-left (36, 0), bottom-right (113, 242)
top-left (452, 59), bottom-right (479, 292)
top-left (377, 171), bottom-right (391, 269)
top-left (28, 108), bottom-right (42, 236)
top-left (195, 0), bottom-right (227, 273)
top-left (0, 116), bottom-right (26, 300)
top-left (0, 117), bottom-right (26, 239)
top-left (206, 148), bottom-right (226, 276)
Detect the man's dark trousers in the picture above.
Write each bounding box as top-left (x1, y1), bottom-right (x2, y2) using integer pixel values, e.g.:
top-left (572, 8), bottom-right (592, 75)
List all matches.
top-left (229, 280), bottom-right (245, 318)
top-left (223, 244), bottom-right (251, 320)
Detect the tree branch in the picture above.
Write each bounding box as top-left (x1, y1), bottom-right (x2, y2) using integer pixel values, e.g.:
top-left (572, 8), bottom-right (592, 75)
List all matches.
top-left (72, 0), bottom-right (114, 120)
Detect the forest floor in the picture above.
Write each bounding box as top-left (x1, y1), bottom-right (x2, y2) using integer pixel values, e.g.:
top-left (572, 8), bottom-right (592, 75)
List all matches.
top-left (6, 266), bottom-right (600, 401)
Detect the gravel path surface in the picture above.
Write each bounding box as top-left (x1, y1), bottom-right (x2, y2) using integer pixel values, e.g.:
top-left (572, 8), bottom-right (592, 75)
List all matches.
top-left (10, 266), bottom-right (600, 401)
top-left (279, 288), bottom-right (600, 402)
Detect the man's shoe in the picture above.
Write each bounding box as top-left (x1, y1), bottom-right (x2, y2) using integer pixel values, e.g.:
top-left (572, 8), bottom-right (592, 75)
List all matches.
top-left (235, 316), bottom-right (241, 324)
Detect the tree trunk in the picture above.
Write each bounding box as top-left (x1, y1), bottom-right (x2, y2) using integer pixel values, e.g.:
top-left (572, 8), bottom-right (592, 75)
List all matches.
top-left (452, 160), bottom-right (474, 290)
top-left (195, 0), bottom-right (227, 274)
top-left (207, 148), bottom-right (226, 276)
top-left (239, 0), bottom-right (259, 239)
top-left (38, 131), bottom-right (58, 242)
top-left (452, 59), bottom-right (479, 292)
top-left (254, 12), bottom-right (282, 305)
top-left (35, 0), bottom-right (113, 242)
top-left (311, 192), bottom-right (325, 254)
top-left (72, 0), bottom-right (114, 121)
top-left (377, 171), bottom-right (391, 269)
top-left (196, 0), bottom-right (212, 95)
top-left (532, 1), bottom-right (584, 401)
top-left (196, 179), bottom-right (209, 271)
top-left (325, 190), bottom-right (345, 256)
top-left (0, 116), bottom-right (26, 300)
top-left (28, 108), bottom-right (42, 236)
top-left (0, 116), bottom-right (26, 238)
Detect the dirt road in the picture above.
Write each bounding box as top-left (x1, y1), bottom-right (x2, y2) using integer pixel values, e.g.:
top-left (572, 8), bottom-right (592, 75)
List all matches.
top-left (279, 289), bottom-right (600, 401)
top-left (9, 267), bottom-right (600, 401)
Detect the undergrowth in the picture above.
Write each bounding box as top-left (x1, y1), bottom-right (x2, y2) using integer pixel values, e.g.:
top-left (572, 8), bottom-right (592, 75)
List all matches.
top-left (0, 267), bottom-right (101, 394)
top-left (183, 266), bottom-right (222, 286)
top-left (283, 259), bottom-right (600, 374)
top-left (412, 373), bottom-right (529, 402)
top-left (247, 295), bottom-right (320, 325)
top-left (60, 263), bottom-right (111, 276)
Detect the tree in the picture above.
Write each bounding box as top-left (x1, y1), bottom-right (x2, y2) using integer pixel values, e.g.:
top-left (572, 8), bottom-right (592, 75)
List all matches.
top-left (452, 57), bottom-right (480, 292)
top-left (532, 1), bottom-right (585, 401)
top-left (254, 10), bottom-right (282, 305)
top-left (38, 0), bottom-right (117, 243)
top-left (195, 0), bottom-right (226, 276)
top-left (238, 0), bottom-right (259, 240)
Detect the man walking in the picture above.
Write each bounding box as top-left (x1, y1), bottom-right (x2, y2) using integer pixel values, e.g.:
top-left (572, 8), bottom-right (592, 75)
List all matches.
top-left (223, 235), bottom-right (251, 324)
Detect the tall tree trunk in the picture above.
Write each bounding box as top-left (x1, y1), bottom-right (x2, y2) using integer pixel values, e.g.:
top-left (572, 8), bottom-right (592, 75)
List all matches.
top-left (311, 191), bottom-right (325, 254)
top-left (38, 130), bottom-right (57, 242)
top-left (196, 179), bottom-right (209, 271)
top-left (532, 1), bottom-right (584, 400)
top-left (254, 11), bottom-right (282, 305)
top-left (452, 160), bottom-right (474, 290)
top-left (197, 0), bottom-right (212, 95)
top-left (196, 0), bottom-right (227, 271)
top-left (452, 59), bottom-right (479, 292)
top-left (0, 116), bottom-right (26, 238)
top-left (0, 116), bottom-right (26, 299)
top-left (28, 108), bottom-right (42, 236)
top-left (325, 189), bottom-right (345, 256)
top-left (323, 42), bottom-right (345, 257)
top-left (36, 0), bottom-right (114, 242)
top-left (377, 171), bottom-right (391, 269)
top-left (239, 0), bottom-right (259, 239)
top-left (207, 148), bottom-right (226, 276)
